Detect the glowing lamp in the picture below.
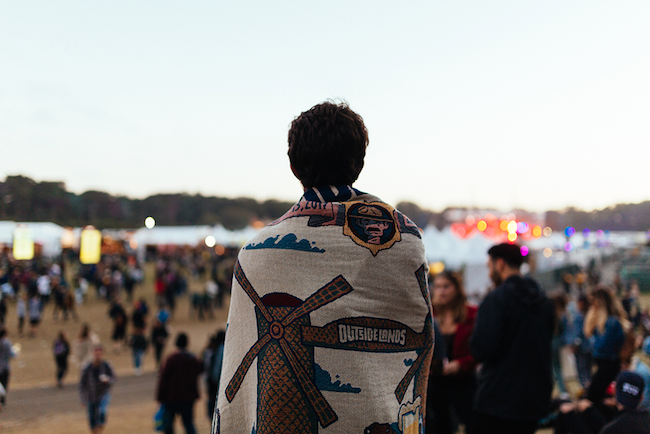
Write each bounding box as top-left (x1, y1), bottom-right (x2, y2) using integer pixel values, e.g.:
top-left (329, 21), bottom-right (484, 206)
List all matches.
top-left (214, 245), bottom-right (225, 256)
top-left (564, 242), bottom-right (573, 252)
top-left (520, 246), bottom-right (529, 256)
top-left (507, 221), bottom-right (517, 234)
top-left (543, 227), bottom-right (553, 237)
top-left (13, 226), bottom-right (34, 260)
top-left (532, 226), bottom-right (542, 238)
top-left (80, 227), bottom-right (102, 264)
top-left (596, 230), bottom-right (604, 239)
top-left (145, 217), bottom-right (156, 229)
top-left (564, 227), bottom-right (575, 237)
top-left (429, 261), bottom-right (445, 275)
top-left (205, 236), bottom-right (216, 248)
top-left (543, 248), bottom-right (552, 258)
top-left (517, 222), bottom-right (529, 234)
top-left (507, 232), bottom-right (517, 242)
top-left (582, 228), bottom-right (591, 237)
top-left (499, 220), bottom-right (509, 231)
top-left (477, 220), bottom-right (487, 231)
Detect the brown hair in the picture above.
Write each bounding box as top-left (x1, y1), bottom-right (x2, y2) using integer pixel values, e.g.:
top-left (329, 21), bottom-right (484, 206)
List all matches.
top-left (288, 101), bottom-right (368, 188)
top-left (432, 271), bottom-right (467, 324)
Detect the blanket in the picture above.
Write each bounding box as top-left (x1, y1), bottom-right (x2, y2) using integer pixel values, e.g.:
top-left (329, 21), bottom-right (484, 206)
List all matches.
top-left (214, 187), bottom-right (433, 434)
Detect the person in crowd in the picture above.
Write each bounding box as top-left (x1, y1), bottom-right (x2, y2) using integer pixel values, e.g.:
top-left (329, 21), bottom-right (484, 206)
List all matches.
top-left (627, 335), bottom-right (650, 412)
top-left (583, 286), bottom-right (627, 406)
top-left (107, 297), bottom-right (128, 353)
top-left (28, 293), bottom-right (42, 337)
top-left (16, 292), bottom-right (26, 336)
top-left (75, 323), bottom-right (100, 368)
top-left (600, 371), bottom-right (650, 433)
top-left (550, 292), bottom-right (570, 398)
top-left (131, 299), bottom-right (147, 330)
top-left (0, 296), bottom-right (6, 326)
top-left (216, 101), bottom-right (432, 433)
top-left (0, 327), bottom-right (15, 406)
top-left (53, 330), bottom-right (71, 387)
top-left (202, 331), bottom-right (225, 422)
top-left (570, 294), bottom-right (593, 389)
top-left (151, 317), bottom-right (170, 367)
top-left (427, 270), bottom-right (477, 434)
top-left (156, 332), bottom-right (203, 434)
top-left (470, 243), bottom-right (555, 434)
top-left (80, 344), bottom-right (115, 434)
top-left (128, 326), bottom-right (148, 376)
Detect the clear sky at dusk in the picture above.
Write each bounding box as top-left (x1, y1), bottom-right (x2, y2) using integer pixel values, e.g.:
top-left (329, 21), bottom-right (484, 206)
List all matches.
top-left (2, 1), bottom-right (649, 213)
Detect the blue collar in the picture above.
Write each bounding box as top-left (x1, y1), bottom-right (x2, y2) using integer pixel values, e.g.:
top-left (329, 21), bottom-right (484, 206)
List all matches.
top-left (302, 185), bottom-right (365, 203)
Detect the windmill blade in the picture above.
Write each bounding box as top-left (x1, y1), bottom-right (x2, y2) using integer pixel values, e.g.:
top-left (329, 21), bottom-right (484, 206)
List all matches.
top-left (394, 342), bottom-right (432, 403)
top-left (225, 333), bottom-right (272, 402)
top-left (278, 338), bottom-right (338, 427)
top-left (282, 275), bottom-right (353, 326)
top-left (234, 261), bottom-right (273, 323)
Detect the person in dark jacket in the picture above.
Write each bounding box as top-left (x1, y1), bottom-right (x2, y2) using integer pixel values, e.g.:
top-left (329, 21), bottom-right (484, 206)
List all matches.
top-left (470, 243), bottom-right (555, 434)
top-left (156, 332), bottom-right (203, 434)
top-left (600, 371), bottom-right (650, 434)
top-left (53, 330), bottom-right (70, 387)
top-left (80, 344), bottom-right (115, 434)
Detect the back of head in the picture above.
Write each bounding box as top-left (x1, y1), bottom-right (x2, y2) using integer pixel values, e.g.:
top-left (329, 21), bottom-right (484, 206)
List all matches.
top-left (488, 243), bottom-right (524, 269)
top-left (176, 332), bottom-right (188, 350)
top-left (616, 371), bottom-right (644, 409)
top-left (288, 101), bottom-right (368, 188)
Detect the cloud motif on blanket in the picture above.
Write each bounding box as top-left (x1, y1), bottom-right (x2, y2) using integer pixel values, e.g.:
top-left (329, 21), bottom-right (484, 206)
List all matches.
top-left (243, 233), bottom-right (325, 253)
top-left (315, 363), bottom-right (361, 393)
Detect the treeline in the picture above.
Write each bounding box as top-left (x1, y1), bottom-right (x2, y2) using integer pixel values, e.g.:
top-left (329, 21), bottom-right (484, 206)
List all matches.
top-left (0, 176), bottom-right (293, 230)
top-left (1, 175), bottom-right (649, 232)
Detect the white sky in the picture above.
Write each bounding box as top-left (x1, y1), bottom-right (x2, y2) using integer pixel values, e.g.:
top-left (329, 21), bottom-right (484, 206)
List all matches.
top-left (2, 1), bottom-right (649, 213)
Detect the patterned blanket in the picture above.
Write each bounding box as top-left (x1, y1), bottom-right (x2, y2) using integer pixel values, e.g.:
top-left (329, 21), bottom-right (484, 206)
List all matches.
top-left (214, 186), bottom-right (433, 434)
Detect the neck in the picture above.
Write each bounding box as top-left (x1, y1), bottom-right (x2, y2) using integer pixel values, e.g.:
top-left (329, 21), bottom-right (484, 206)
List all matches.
top-left (500, 268), bottom-right (520, 282)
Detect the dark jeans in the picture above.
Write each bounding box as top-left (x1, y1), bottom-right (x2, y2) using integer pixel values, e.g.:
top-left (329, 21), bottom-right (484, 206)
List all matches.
top-left (207, 382), bottom-right (219, 421)
top-left (55, 356), bottom-right (68, 382)
top-left (164, 401), bottom-right (196, 434)
top-left (587, 358), bottom-right (620, 404)
top-left (473, 412), bottom-right (538, 434)
top-left (427, 374), bottom-right (476, 434)
top-left (554, 406), bottom-right (608, 434)
top-left (575, 347), bottom-right (593, 388)
top-left (0, 369), bottom-right (9, 405)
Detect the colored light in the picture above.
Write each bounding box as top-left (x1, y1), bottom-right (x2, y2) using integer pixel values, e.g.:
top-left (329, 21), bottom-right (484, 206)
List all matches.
top-left (214, 245), bottom-right (225, 256)
top-left (596, 230), bottom-right (604, 238)
top-left (532, 226), bottom-right (542, 238)
top-left (477, 220), bottom-right (487, 231)
top-left (13, 227), bottom-right (34, 260)
top-left (564, 242), bottom-right (573, 252)
top-left (517, 222), bottom-right (529, 234)
top-left (80, 228), bottom-right (102, 264)
top-left (582, 228), bottom-right (591, 237)
top-left (145, 216), bottom-right (156, 229)
top-left (543, 227), bottom-right (553, 237)
top-left (565, 227), bottom-right (575, 237)
top-left (520, 246), bottom-right (529, 256)
top-left (205, 236), bottom-right (216, 247)
top-left (499, 220), bottom-right (509, 231)
top-left (507, 232), bottom-right (517, 242)
top-left (507, 221), bottom-right (517, 233)
top-left (429, 261), bottom-right (445, 275)
top-left (543, 248), bottom-right (552, 258)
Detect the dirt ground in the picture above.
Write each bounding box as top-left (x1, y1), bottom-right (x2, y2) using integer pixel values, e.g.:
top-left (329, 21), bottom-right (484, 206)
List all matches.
top-left (0, 262), bottom-right (228, 433)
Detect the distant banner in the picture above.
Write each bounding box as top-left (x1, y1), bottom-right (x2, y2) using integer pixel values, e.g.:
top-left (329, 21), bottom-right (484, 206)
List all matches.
top-left (13, 227), bottom-right (34, 260)
top-left (80, 228), bottom-right (101, 264)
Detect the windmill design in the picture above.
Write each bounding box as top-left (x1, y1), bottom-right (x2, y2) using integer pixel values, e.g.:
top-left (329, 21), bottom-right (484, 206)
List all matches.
top-left (225, 260), bottom-right (354, 433)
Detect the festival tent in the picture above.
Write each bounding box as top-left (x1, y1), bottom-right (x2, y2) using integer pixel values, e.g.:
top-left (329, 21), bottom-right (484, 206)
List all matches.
top-left (0, 221), bottom-right (65, 257)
